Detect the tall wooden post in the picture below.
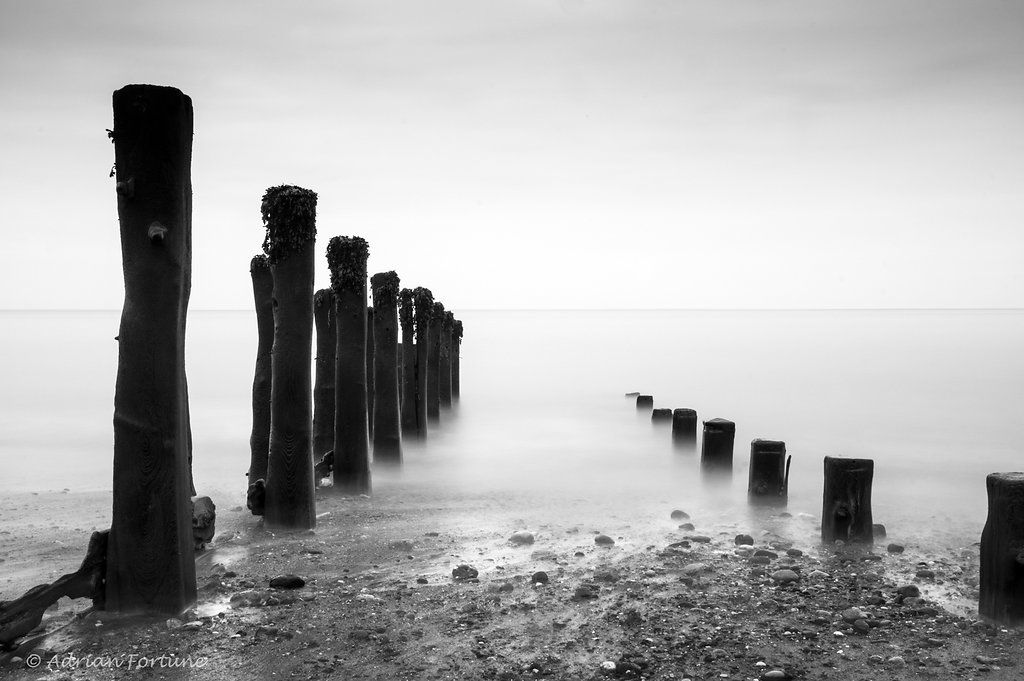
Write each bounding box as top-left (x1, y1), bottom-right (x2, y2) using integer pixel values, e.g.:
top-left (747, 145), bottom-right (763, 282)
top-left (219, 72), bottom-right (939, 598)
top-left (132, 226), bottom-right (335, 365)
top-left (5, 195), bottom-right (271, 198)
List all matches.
top-left (427, 301), bottom-right (444, 423)
top-left (700, 418), bottom-right (735, 477)
top-left (452, 319), bottom-right (463, 400)
top-left (262, 185), bottom-right (317, 530)
top-left (399, 289), bottom-right (418, 437)
top-left (439, 311), bottom-right (454, 409)
top-left (366, 306), bottom-right (375, 442)
top-left (107, 84), bottom-right (197, 614)
top-left (247, 254), bottom-right (273, 514)
top-left (312, 288), bottom-right (336, 463)
top-left (371, 272), bottom-right (402, 464)
top-left (327, 236), bottom-right (372, 494)
top-left (821, 456), bottom-right (874, 544)
top-left (413, 288), bottom-right (434, 436)
top-left (748, 439), bottom-right (790, 506)
top-left (979, 472), bottom-right (1024, 624)
top-left (671, 408), bottom-right (697, 449)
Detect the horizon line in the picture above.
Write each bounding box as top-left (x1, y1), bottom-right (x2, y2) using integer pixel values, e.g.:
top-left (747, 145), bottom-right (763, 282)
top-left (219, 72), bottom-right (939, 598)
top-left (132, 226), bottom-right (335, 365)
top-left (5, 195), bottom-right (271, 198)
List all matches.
top-left (3, 307), bottom-right (1023, 313)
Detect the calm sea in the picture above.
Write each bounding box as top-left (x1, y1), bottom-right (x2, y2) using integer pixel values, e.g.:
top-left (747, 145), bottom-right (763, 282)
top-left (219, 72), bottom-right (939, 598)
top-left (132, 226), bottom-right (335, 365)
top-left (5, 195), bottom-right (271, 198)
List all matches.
top-left (1, 309), bottom-right (1021, 546)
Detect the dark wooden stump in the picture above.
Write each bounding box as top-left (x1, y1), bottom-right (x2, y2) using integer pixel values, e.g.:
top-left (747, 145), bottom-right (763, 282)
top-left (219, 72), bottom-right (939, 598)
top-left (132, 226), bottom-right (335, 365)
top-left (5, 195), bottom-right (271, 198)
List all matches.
top-left (327, 236), bottom-right (372, 494)
top-left (439, 311), bottom-right (454, 409)
top-left (427, 301), bottom-right (444, 424)
top-left (700, 418), bottom-right (735, 477)
top-left (366, 306), bottom-right (375, 441)
top-left (399, 289), bottom-right (418, 437)
top-left (452, 319), bottom-right (463, 400)
top-left (107, 84), bottom-right (197, 614)
top-left (671, 408), bottom-right (697, 448)
top-left (652, 408), bottom-right (672, 424)
top-left (748, 439), bottom-right (790, 506)
top-left (979, 472), bottom-right (1024, 624)
top-left (262, 185), bottom-right (318, 530)
top-left (636, 395), bottom-right (653, 411)
top-left (821, 456), bottom-right (874, 544)
top-left (312, 288), bottom-right (336, 468)
top-left (247, 254), bottom-right (273, 513)
top-left (413, 288), bottom-right (433, 439)
top-left (371, 272), bottom-right (402, 464)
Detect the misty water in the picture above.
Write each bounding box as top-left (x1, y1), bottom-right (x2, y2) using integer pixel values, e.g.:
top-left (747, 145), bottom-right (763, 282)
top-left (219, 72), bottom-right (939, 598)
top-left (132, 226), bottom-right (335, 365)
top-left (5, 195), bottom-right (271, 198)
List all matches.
top-left (1, 309), bottom-right (1022, 553)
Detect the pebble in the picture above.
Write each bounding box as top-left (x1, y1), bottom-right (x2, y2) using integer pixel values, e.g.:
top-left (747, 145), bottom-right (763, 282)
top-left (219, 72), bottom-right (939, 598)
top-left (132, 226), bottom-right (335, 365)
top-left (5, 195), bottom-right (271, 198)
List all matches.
top-left (915, 568), bottom-right (936, 579)
top-left (841, 608), bottom-right (864, 623)
top-left (852, 619), bottom-right (871, 634)
top-left (785, 548), bottom-right (803, 557)
top-left (671, 510), bottom-right (690, 520)
top-left (679, 523), bottom-right (695, 531)
top-left (682, 562), bottom-right (709, 576)
top-left (595, 534), bottom-right (615, 546)
top-left (734, 534), bottom-right (754, 546)
top-left (689, 535), bottom-right (711, 543)
top-left (452, 564), bottom-right (479, 580)
top-left (887, 656), bottom-right (906, 667)
top-left (887, 543), bottom-right (905, 554)
top-left (269, 574), bottom-right (305, 589)
top-left (808, 570), bottom-right (829, 579)
top-left (770, 569), bottom-right (799, 584)
top-left (897, 585), bottom-right (920, 598)
top-left (416, 577), bottom-right (428, 584)
top-left (509, 531), bottom-right (535, 546)
top-left (532, 571), bottom-right (550, 584)
top-left (574, 583), bottom-right (600, 599)
top-left (762, 671), bottom-right (788, 680)
top-left (166, 618), bottom-right (183, 629)
top-left (749, 556), bottom-right (771, 565)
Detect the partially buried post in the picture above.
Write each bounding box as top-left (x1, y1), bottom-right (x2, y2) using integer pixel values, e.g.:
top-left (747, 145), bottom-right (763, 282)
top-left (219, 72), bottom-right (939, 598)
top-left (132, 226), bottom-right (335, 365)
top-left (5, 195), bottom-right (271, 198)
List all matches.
top-left (107, 83), bottom-right (197, 614)
top-left (261, 185), bottom-right (318, 530)
top-left (327, 236), bottom-right (372, 494)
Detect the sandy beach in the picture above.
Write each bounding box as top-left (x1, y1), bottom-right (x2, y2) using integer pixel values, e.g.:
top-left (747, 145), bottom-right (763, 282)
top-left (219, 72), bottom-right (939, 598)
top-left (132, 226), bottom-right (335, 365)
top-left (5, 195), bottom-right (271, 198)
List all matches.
top-left (2, 480), bottom-right (1022, 681)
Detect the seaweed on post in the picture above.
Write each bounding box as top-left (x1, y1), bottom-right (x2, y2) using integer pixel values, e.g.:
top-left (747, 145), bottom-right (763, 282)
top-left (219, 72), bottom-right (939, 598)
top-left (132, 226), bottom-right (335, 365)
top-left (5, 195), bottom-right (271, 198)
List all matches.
top-left (261, 185), bottom-right (318, 530)
top-left (247, 254), bottom-right (273, 514)
top-left (399, 288), bottom-right (417, 437)
top-left (452, 318), bottom-right (463, 400)
top-left (107, 84), bottom-right (197, 614)
top-left (371, 272), bottom-right (402, 464)
top-left (327, 236), bottom-right (372, 494)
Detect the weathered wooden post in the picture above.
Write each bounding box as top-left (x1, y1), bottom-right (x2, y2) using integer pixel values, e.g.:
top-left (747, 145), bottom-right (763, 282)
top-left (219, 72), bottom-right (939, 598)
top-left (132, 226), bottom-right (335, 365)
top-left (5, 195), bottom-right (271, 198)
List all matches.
top-left (671, 408), bottom-right (697, 448)
top-left (979, 472), bottom-right (1024, 624)
top-left (748, 439), bottom-right (790, 506)
top-left (821, 456), bottom-right (874, 544)
top-left (652, 408), bottom-right (672, 424)
top-left (262, 185), bottom-right (317, 530)
top-left (371, 272), bottom-right (402, 464)
top-left (412, 288), bottom-right (434, 438)
top-left (426, 301), bottom-right (445, 423)
top-left (700, 418), bottom-right (735, 477)
top-left (636, 395), bottom-right (653, 411)
top-left (246, 254), bottom-right (273, 514)
top-left (399, 288), bottom-right (418, 437)
top-left (327, 236), bottom-right (372, 494)
top-left (312, 288), bottom-right (336, 478)
top-left (439, 311), bottom-right (454, 409)
top-left (107, 84), bottom-right (197, 613)
top-left (452, 319), bottom-right (463, 400)
top-left (366, 306), bottom-right (375, 441)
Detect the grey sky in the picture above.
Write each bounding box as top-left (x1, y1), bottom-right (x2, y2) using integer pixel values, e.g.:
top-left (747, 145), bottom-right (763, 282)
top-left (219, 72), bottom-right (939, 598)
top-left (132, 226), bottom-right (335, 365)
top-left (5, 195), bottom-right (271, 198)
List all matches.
top-left (1, 0), bottom-right (1022, 309)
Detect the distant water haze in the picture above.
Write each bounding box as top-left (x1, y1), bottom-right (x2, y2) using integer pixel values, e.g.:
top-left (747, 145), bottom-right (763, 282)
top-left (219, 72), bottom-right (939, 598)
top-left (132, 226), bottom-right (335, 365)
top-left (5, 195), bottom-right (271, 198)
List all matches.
top-left (1, 309), bottom-right (1021, 547)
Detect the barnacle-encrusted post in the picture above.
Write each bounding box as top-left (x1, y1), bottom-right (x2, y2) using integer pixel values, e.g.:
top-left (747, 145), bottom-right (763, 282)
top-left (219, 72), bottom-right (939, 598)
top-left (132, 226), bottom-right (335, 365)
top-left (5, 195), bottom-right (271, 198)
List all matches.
top-left (246, 254), bottom-right (273, 514)
top-left (107, 84), bottom-right (196, 614)
top-left (412, 288), bottom-right (434, 439)
top-left (451, 319), bottom-right (463, 401)
top-left (261, 185), bottom-right (317, 530)
top-left (371, 272), bottom-right (402, 464)
top-left (366, 306), bottom-right (375, 442)
top-left (427, 301), bottom-right (444, 424)
top-left (312, 288), bottom-right (336, 468)
top-left (399, 289), bottom-right (418, 437)
top-left (327, 236), bottom-right (372, 494)
top-left (439, 311), bottom-right (454, 409)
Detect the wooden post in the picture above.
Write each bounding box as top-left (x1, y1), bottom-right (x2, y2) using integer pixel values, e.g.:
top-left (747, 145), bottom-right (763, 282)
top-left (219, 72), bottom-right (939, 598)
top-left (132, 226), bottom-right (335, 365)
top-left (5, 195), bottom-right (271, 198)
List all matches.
top-left (979, 472), bottom-right (1024, 624)
top-left (312, 288), bottom-right (336, 466)
top-left (366, 306), bottom-right (375, 441)
top-left (427, 301), bottom-right (444, 424)
top-left (413, 288), bottom-right (434, 439)
top-left (700, 418), bottom-right (735, 476)
top-left (636, 395), bottom-right (653, 411)
top-left (399, 289), bottom-right (418, 437)
top-left (452, 319), bottom-right (463, 400)
top-left (371, 272), bottom-right (402, 464)
top-left (439, 311), bottom-right (454, 409)
top-left (652, 408), bottom-right (672, 424)
top-left (262, 185), bottom-right (317, 530)
top-left (748, 439), bottom-right (790, 506)
top-left (671, 408), bottom-right (697, 448)
top-left (107, 84), bottom-right (197, 614)
top-left (247, 254), bottom-right (273, 514)
top-left (327, 236), bottom-right (372, 494)
top-left (821, 456), bottom-right (874, 544)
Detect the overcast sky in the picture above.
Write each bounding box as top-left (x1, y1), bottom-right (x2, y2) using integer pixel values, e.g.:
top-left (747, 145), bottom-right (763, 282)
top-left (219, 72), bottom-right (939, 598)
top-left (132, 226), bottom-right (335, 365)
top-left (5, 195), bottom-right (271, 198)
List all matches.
top-left (1, 0), bottom-right (1022, 310)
